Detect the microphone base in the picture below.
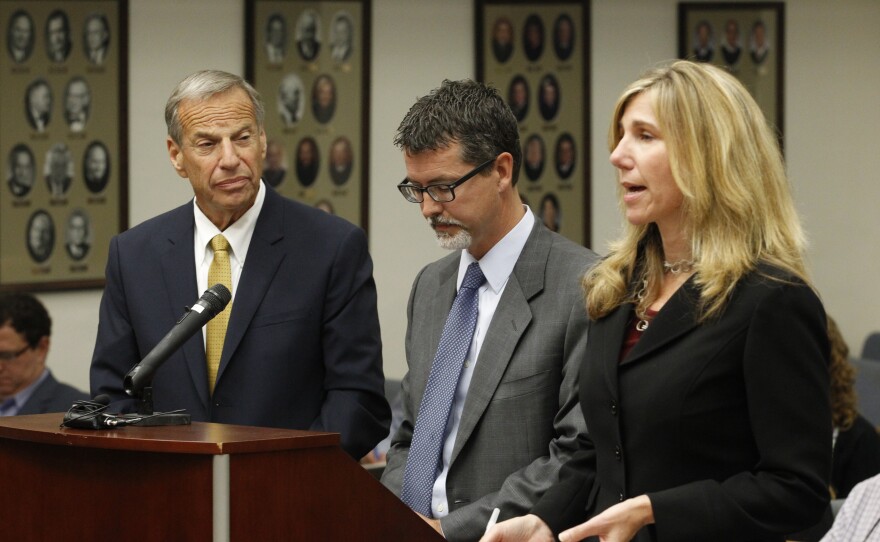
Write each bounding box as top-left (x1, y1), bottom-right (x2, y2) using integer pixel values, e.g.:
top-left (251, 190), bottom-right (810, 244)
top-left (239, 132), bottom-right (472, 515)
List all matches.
top-left (116, 412), bottom-right (192, 426)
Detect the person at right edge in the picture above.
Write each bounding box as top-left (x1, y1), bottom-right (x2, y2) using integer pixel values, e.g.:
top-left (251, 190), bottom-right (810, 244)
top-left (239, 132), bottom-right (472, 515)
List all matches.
top-left (482, 60), bottom-right (831, 542)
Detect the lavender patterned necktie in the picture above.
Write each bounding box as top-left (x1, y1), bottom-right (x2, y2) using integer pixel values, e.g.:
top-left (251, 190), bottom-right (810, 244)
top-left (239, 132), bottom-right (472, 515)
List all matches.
top-left (401, 262), bottom-right (485, 517)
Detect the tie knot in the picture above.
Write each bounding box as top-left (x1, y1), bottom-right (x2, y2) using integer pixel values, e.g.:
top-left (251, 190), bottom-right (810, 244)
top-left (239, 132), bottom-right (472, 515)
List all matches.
top-left (461, 262), bottom-right (485, 291)
top-left (210, 234), bottom-right (230, 253)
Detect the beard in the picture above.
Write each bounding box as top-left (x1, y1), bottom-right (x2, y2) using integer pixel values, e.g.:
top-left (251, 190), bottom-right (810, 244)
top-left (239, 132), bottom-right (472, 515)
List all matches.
top-left (427, 216), bottom-right (472, 251)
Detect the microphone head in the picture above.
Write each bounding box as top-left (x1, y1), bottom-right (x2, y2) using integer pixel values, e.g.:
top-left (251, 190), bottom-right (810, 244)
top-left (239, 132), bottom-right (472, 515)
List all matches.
top-left (202, 284), bottom-right (232, 313)
top-left (92, 394), bottom-right (111, 405)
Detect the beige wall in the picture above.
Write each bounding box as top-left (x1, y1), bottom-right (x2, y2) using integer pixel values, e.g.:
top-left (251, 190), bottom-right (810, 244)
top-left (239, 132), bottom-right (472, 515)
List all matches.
top-left (37, 0), bottom-right (880, 392)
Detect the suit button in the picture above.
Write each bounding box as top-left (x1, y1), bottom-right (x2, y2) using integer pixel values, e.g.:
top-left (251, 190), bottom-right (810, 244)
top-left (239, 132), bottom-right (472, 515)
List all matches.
top-left (610, 400), bottom-right (618, 416)
top-left (614, 445), bottom-right (622, 461)
top-left (618, 492), bottom-right (625, 502)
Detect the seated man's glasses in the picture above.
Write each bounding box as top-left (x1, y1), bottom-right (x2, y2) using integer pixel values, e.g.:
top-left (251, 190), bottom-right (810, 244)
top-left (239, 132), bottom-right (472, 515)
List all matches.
top-left (0, 345), bottom-right (29, 362)
top-left (397, 155), bottom-right (498, 203)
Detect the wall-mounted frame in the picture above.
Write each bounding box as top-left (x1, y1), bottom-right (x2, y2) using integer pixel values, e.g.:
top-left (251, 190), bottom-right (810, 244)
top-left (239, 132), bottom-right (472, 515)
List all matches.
top-left (245, 0), bottom-right (370, 232)
top-left (678, 2), bottom-right (784, 140)
top-left (0, 0), bottom-right (128, 291)
top-left (476, 0), bottom-right (591, 247)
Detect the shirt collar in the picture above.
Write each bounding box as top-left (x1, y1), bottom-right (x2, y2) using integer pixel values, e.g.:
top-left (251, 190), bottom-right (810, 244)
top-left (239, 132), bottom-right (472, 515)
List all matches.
top-left (458, 205), bottom-right (535, 293)
top-left (193, 180), bottom-right (266, 266)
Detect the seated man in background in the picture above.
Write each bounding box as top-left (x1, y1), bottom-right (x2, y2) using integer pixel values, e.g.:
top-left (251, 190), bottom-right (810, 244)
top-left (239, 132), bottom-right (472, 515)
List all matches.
top-left (0, 292), bottom-right (88, 416)
top-left (820, 473), bottom-right (880, 541)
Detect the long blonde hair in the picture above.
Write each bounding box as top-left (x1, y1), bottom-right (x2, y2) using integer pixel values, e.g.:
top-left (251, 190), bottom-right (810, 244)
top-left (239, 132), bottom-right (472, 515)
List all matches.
top-left (585, 60), bottom-right (809, 321)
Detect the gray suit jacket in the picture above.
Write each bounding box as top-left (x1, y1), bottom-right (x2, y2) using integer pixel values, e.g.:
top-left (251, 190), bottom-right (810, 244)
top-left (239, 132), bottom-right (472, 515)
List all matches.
top-left (382, 219), bottom-right (597, 541)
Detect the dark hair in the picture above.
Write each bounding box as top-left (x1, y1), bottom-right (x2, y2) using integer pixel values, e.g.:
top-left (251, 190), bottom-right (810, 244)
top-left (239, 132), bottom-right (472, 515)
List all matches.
top-left (0, 292), bottom-right (51, 346)
top-left (394, 79), bottom-right (522, 184)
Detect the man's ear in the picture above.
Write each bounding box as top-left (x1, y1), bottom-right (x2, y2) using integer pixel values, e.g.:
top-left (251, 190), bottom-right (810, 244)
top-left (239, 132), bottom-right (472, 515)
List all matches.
top-left (167, 136), bottom-right (187, 178)
top-left (495, 152), bottom-right (514, 192)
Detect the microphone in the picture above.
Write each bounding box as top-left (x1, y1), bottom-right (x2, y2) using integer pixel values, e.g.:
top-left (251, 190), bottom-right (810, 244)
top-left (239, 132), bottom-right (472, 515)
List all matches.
top-left (61, 395), bottom-right (112, 429)
top-left (123, 284), bottom-right (231, 396)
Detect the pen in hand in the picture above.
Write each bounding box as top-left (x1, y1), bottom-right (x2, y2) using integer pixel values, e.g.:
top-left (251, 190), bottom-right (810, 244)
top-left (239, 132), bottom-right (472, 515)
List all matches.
top-left (484, 507), bottom-right (501, 534)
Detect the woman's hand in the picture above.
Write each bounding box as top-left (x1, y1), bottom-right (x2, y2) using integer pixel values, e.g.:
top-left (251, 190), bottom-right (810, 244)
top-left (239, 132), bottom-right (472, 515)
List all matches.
top-left (559, 495), bottom-right (654, 542)
top-left (479, 514), bottom-right (555, 542)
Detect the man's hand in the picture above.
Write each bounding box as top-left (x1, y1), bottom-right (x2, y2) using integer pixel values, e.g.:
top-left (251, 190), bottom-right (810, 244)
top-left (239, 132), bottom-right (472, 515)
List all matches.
top-left (479, 514), bottom-right (554, 542)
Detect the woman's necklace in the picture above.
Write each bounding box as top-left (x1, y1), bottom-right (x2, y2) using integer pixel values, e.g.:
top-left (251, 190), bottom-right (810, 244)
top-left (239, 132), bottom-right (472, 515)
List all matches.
top-left (662, 259), bottom-right (695, 275)
top-left (635, 279), bottom-right (650, 331)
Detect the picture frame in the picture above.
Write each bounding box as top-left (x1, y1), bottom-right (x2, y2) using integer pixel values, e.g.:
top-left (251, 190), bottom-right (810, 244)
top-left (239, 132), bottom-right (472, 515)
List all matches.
top-left (245, 0), bottom-right (370, 232)
top-left (0, 0), bottom-right (129, 291)
top-left (678, 2), bottom-right (785, 139)
top-left (476, 0), bottom-right (591, 246)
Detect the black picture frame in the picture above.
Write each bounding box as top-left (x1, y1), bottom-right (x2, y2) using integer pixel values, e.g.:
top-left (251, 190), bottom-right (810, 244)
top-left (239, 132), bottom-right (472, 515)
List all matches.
top-left (0, 0), bottom-right (129, 291)
top-left (678, 2), bottom-right (785, 141)
top-left (245, 0), bottom-right (370, 233)
top-left (476, 0), bottom-right (591, 246)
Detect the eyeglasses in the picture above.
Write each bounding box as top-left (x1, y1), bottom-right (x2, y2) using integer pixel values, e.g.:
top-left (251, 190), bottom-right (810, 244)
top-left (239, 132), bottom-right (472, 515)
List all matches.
top-left (397, 155), bottom-right (498, 203)
top-left (0, 345), bottom-right (29, 362)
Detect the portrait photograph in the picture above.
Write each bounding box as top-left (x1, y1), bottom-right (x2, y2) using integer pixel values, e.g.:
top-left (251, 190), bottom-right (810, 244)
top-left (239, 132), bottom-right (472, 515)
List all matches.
top-left (265, 12), bottom-right (287, 64)
top-left (328, 135), bottom-right (353, 186)
top-left (329, 10), bottom-right (354, 63)
top-left (522, 13), bottom-right (544, 62)
top-left (555, 132), bottom-right (576, 180)
top-left (24, 77), bottom-right (52, 133)
top-left (295, 136), bottom-right (320, 187)
top-left (45, 9), bottom-right (72, 63)
top-left (477, 0), bottom-right (590, 245)
top-left (83, 12), bottom-right (110, 65)
top-left (263, 138), bottom-right (288, 188)
top-left (246, 0), bottom-right (371, 231)
top-left (44, 143), bottom-right (74, 199)
top-left (82, 140), bottom-right (110, 194)
top-left (507, 74), bottom-right (529, 122)
top-left (26, 210), bottom-right (55, 264)
top-left (6, 143), bottom-right (36, 198)
top-left (522, 134), bottom-right (545, 182)
top-left (311, 73), bottom-right (336, 124)
top-left (278, 71), bottom-right (304, 126)
top-left (6, 9), bottom-right (34, 63)
top-left (64, 76), bottom-right (92, 133)
top-left (1, 0), bottom-right (129, 291)
top-left (64, 209), bottom-right (92, 261)
top-left (294, 8), bottom-right (321, 61)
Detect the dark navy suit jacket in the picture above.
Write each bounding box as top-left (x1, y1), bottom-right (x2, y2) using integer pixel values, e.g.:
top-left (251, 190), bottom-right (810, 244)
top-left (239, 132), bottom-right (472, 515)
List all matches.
top-left (18, 370), bottom-right (89, 415)
top-left (90, 186), bottom-right (390, 458)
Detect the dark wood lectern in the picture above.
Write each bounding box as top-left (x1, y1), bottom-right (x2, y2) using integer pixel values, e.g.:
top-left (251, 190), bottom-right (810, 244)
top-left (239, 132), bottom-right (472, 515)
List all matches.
top-left (0, 413), bottom-right (444, 541)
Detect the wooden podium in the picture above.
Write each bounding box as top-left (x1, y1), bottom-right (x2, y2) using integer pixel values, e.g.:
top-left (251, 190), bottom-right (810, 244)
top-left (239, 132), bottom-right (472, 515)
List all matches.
top-left (0, 413), bottom-right (444, 541)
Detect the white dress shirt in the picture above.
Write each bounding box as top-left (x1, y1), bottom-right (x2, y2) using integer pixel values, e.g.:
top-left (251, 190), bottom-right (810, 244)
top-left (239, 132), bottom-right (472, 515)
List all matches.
top-left (430, 207), bottom-right (536, 517)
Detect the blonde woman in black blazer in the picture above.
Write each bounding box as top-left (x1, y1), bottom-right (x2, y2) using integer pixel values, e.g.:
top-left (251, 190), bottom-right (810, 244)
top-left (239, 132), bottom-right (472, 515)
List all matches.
top-left (483, 60), bottom-right (831, 542)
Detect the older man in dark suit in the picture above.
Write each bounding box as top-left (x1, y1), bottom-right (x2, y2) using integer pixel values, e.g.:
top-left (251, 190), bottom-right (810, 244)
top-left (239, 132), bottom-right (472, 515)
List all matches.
top-left (381, 79), bottom-right (597, 541)
top-left (89, 70), bottom-right (389, 459)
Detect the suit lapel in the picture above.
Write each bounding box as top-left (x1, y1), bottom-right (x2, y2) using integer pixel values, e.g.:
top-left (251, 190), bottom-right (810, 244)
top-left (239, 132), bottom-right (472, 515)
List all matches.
top-left (215, 189), bottom-right (286, 383)
top-left (450, 222), bottom-right (547, 463)
top-left (157, 205), bottom-right (207, 404)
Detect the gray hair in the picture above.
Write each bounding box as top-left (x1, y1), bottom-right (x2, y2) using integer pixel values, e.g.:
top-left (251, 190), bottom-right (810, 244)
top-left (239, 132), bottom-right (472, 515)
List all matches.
top-left (394, 79), bottom-right (522, 184)
top-left (165, 70), bottom-right (265, 144)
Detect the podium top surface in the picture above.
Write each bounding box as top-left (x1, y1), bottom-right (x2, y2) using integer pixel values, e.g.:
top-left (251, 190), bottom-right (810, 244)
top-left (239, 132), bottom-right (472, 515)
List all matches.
top-left (0, 413), bottom-right (339, 455)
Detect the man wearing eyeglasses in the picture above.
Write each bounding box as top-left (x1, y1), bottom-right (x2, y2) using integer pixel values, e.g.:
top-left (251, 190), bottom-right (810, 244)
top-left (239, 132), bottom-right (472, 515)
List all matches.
top-left (0, 293), bottom-right (88, 417)
top-left (381, 79), bottom-right (598, 541)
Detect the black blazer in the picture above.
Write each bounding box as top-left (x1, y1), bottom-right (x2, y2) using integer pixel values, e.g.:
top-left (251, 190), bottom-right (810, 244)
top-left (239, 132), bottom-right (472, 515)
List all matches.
top-left (90, 186), bottom-right (390, 458)
top-left (533, 266), bottom-right (832, 541)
